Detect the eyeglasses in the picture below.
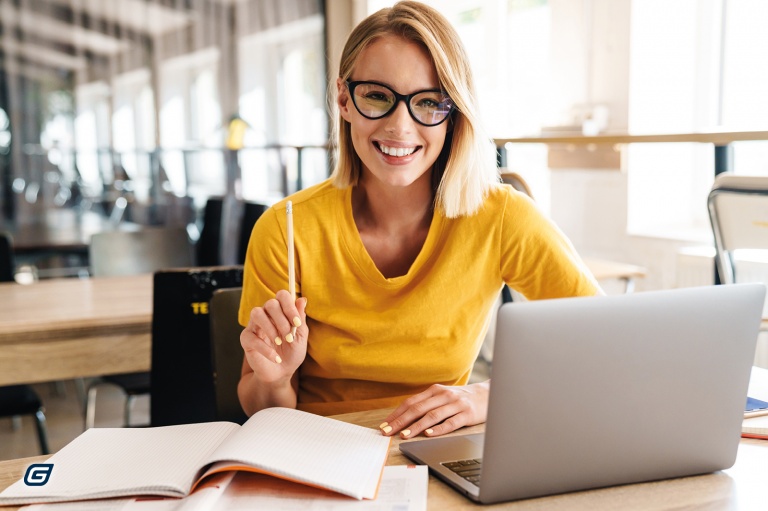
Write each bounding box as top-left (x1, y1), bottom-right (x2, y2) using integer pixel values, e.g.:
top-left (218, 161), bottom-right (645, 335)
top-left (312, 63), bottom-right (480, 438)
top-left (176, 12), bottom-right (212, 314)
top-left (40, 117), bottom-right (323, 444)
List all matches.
top-left (346, 80), bottom-right (455, 127)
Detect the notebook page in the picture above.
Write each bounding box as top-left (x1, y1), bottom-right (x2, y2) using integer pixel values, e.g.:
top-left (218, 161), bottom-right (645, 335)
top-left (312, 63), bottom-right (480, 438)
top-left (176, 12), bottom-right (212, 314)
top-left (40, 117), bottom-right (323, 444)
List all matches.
top-left (214, 465), bottom-right (427, 511)
top-left (1, 422), bottom-right (239, 505)
top-left (20, 467), bottom-right (427, 511)
top-left (742, 414), bottom-right (768, 437)
top-left (202, 408), bottom-right (391, 500)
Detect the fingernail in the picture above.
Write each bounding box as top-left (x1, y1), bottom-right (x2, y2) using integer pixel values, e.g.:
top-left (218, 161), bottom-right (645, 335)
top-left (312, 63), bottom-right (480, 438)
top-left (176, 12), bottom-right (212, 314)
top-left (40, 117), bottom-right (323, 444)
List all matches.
top-left (275, 355), bottom-right (282, 364)
top-left (382, 425), bottom-right (392, 434)
top-left (285, 332), bottom-right (294, 343)
top-left (400, 429), bottom-right (411, 438)
top-left (275, 336), bottom-right (282, 346)
top-left (425, 428), bottom-right (434, 436)
top-left (293, 316), bottom-right (302, 327)
top-left (379, 422), bottom-right (388, 429)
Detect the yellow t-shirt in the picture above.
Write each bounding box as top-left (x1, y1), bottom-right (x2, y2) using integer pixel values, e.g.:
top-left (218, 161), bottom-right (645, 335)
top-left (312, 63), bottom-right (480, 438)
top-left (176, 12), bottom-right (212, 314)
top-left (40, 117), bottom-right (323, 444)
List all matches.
top-left (239, 179), bottom-right (599, 415)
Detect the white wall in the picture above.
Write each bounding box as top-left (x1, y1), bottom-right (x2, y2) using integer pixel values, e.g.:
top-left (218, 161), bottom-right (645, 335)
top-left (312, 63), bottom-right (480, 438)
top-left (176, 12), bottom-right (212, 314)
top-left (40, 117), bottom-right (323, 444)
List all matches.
top-left (546, 0), bottom-right (707, 294)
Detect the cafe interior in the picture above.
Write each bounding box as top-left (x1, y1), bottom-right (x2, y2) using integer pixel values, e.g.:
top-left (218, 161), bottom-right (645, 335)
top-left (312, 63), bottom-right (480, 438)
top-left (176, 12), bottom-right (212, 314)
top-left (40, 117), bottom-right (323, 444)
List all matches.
top-left (1, 0), bottom-right (767, 461)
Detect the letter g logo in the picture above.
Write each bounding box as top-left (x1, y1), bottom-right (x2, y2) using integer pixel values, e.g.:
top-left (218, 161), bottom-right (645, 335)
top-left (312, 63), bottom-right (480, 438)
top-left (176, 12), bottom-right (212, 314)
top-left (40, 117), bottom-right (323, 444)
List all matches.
top-left (24, 464), bottom-right (53, 486)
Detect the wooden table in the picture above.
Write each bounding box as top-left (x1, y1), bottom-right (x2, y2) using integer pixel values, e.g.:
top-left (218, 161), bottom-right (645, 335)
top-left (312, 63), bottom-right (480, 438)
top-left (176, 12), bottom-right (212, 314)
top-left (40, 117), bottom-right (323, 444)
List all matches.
top-left (582, 257), bottom-right (647, 293)
top-left (0, 408), bottom-right (767, 510)
top-left (0, 274), bottom-right (152, 386)
top-left (0, 257), bottom-right (645, 388)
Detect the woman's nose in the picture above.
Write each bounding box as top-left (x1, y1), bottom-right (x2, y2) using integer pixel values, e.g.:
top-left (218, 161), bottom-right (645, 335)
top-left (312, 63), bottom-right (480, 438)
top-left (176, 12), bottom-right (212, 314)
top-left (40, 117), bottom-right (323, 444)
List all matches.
top-left (383, 101), bottom-right (414, 133)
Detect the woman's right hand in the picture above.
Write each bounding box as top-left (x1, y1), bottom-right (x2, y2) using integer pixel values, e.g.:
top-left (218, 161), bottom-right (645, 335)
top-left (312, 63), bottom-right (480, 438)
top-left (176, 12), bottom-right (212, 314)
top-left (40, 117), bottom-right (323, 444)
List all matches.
top-left (241, 290), bottom-right (308, 385)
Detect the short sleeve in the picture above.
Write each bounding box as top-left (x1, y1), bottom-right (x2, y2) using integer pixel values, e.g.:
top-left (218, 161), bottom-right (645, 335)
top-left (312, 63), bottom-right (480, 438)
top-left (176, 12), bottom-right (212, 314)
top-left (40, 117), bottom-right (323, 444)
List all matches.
top-left (499, 189), bottom-right (600, 300)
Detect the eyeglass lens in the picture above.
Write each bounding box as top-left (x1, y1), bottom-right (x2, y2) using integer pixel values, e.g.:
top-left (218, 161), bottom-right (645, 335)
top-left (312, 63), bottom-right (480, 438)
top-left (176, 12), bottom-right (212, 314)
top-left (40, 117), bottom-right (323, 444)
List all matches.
top-left (350, 82), bottom-right (453, 126)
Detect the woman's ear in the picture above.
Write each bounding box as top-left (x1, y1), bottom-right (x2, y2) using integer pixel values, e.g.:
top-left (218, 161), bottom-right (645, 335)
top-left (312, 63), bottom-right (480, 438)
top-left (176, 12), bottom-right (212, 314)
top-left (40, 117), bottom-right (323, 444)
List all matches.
top-left (337, 78), bottom-right (352, 122)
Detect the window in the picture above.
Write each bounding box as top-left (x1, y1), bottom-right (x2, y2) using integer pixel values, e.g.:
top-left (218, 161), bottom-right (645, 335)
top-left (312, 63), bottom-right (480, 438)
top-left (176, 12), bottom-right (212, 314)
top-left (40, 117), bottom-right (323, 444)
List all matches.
top-left (112, 68), bottom-right (156, 201)
top-left (627, 0), bottom-right (768, 240)
top-left (159, 48), bottom-right (224, 201)
top-left (238, 14), bottom-right (327, 203)
top-left (75, 82), bottom-right (111, 197)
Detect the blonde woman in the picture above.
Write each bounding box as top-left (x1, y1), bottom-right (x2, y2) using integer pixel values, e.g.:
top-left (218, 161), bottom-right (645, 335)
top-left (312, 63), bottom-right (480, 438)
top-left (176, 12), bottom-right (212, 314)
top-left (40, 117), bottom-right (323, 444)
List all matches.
top-left (238, 1), bottom-right (600, 438)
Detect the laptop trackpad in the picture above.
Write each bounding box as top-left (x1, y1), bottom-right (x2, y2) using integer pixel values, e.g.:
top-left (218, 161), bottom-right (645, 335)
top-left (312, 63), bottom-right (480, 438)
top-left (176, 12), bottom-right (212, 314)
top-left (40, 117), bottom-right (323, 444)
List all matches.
top-left (400, 433), bottom-right (485, 465)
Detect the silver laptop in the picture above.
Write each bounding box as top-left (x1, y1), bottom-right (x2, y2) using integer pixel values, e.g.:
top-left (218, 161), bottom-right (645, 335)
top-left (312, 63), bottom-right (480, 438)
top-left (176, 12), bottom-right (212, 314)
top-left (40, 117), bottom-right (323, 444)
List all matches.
top-left (400, 283), bottom-right (766, 504)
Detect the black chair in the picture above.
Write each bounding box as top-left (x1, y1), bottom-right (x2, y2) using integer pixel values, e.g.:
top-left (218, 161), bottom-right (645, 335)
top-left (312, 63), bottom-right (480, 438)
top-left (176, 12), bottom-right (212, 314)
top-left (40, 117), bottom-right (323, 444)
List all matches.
top-left (238, 201), bottom-right (268, 264)
top-left (0, 232), bottom-right (51, 454)
top-left (197, 197), bottom-right (266, 266)
top-left (150, 267), bottom-right (244, 426)
top-left (196, 197), bottom-right (225, 266)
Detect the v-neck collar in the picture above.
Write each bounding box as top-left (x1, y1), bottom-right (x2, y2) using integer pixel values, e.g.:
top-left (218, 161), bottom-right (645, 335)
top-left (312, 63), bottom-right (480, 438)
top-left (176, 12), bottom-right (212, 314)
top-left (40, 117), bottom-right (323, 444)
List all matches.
top-left (337, 185), bottom-right (445, 288)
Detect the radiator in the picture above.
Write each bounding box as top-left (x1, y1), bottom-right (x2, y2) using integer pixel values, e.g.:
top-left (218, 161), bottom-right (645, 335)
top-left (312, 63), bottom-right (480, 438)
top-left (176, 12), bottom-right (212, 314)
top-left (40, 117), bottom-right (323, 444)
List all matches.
top-left (676, 246), bottom-right (768, 316)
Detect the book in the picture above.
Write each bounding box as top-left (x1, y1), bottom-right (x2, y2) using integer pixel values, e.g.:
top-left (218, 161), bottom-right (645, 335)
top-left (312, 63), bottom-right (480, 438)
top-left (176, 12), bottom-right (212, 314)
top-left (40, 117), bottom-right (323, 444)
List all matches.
top-left (19, 465), bottom-right (428, 511)
top-left (742, 414), bottom-right (768, 440)
top-left (745, 396), bottom-right (768, 418)
top-left (0, 408), bottom-right (391, 506)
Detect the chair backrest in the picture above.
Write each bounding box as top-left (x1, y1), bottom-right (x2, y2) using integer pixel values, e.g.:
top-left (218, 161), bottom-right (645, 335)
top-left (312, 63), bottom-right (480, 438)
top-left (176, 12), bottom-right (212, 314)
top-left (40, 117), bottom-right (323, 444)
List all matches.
top-left (197, 197), bottom-right (267, 266)
top-left (707, 173), bottom-right (768, 284)
top-left (0, 232), bottom-right (14, 283)
top-left (500, 170), bottom-right (534, 199)
top-left (90, 227), bottom-right (194, 276)
top-left (150, 266), bottom-right (244, 426)
top-left (209, 287), bottom-right (248, 424)
top-left (238, 202), bottom-right (268, 264)
top-left (197, 197), bottom-right (225, 266)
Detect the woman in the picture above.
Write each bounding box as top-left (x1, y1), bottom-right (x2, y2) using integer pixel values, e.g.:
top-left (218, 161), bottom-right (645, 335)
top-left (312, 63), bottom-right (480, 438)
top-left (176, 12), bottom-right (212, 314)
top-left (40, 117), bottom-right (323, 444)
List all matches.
top-left (237, 1), bottom-right (600, 439)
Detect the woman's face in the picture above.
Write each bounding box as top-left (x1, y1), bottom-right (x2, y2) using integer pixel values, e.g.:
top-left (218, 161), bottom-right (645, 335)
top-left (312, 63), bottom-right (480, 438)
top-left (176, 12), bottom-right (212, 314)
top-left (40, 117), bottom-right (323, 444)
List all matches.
top-left (338, 34), bottom-right (448, 190)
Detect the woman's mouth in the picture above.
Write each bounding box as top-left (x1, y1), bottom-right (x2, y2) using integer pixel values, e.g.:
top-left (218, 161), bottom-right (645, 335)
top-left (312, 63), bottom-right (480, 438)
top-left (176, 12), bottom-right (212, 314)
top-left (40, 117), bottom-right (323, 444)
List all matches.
top-left (376, 142), bottom-right (419, 158)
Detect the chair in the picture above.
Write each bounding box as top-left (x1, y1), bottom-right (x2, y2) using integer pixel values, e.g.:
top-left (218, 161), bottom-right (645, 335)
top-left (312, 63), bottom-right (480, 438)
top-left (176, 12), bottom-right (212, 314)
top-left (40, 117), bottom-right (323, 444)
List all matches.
top-left (197, 197), bottom-right (267, 266)
top-left (209, 287), bottom-right (248, 424)
top-left (708, 173), bottom-right (768, 285)
top-left (708, 173), bottom-right (768, 328)
top-left (150, 267), bottom-right (244, 426)
top-left (0, 232), bottom-right (51, 454)
top-left (89, 227), bottom-right (194, 277)
top-left (85, 227), bottom-right (194, 428)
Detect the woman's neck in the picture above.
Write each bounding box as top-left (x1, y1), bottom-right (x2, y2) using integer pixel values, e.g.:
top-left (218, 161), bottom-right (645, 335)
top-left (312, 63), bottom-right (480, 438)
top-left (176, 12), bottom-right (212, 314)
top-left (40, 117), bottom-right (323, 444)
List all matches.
top-left (351, 173), bottom-right (434, 236)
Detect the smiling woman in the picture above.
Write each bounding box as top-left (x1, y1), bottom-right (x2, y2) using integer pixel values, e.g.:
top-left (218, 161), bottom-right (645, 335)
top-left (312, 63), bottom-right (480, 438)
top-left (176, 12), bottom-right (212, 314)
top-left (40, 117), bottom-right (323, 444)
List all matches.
top-left (236, 1), bottom-right (600, 442)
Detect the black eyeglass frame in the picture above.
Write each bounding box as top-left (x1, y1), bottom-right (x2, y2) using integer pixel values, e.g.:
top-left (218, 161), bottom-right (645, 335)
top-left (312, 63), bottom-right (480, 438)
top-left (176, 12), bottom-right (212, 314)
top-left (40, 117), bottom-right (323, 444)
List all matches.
top-left (345, 80), bottom-right (455, 127)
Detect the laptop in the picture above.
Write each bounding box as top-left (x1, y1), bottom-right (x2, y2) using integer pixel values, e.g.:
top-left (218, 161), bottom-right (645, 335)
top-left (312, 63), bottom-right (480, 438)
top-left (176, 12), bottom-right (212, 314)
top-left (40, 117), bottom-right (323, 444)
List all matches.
top-left (400, 283), bottom-right (766, 504)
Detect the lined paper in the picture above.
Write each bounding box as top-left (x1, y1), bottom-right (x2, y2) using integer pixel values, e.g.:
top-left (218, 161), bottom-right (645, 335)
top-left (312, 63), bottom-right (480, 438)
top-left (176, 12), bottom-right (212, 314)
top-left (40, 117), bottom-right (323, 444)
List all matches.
top-left (204, 408), bottom-right (391, 499)
top-left (2, 422), bottom-right (238, 503)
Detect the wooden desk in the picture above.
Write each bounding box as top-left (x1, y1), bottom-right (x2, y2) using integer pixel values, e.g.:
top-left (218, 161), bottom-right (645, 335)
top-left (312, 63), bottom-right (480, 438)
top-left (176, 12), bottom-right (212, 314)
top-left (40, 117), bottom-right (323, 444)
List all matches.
top-left (0, 408), bottom-right (767, 510)
top-left (0, 274), bottom-right (152, 386)
top-left (583, 257), bottom-right (647, 293)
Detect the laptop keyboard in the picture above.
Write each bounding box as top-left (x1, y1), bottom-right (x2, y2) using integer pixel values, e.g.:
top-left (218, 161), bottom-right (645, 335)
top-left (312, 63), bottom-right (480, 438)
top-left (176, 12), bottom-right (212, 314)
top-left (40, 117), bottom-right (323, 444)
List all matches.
top-left (442, 458), bottom-right (483, 486)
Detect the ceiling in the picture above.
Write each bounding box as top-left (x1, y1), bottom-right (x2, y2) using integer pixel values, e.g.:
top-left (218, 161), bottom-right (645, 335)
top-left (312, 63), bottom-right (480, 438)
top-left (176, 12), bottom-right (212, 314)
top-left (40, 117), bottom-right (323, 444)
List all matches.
top-left (0, 0), bottom-right (205, 81)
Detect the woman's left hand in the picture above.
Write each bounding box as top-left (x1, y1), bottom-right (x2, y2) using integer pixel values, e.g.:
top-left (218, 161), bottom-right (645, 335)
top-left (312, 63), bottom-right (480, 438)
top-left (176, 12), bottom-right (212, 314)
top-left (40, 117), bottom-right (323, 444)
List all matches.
top-left (380, 380), bottom-right (490, 438)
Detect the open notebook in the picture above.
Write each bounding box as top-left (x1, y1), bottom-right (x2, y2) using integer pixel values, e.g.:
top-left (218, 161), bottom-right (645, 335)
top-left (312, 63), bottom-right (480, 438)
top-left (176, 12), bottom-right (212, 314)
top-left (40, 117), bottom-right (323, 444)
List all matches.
top-left (0, 408), bottom-right (390, 506)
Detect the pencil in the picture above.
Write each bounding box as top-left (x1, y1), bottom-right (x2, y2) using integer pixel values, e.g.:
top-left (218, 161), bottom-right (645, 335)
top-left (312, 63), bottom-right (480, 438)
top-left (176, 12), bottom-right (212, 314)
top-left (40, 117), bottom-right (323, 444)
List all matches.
top-left (286, 200), bottom-right (295, 298)
top-left (286, 201), bottom-right (297, 340)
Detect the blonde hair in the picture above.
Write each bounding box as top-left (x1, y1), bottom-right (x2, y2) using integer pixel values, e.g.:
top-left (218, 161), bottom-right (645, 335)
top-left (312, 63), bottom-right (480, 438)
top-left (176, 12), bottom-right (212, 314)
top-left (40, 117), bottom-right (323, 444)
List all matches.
top-left (330, 1), bottom-right (499, 218)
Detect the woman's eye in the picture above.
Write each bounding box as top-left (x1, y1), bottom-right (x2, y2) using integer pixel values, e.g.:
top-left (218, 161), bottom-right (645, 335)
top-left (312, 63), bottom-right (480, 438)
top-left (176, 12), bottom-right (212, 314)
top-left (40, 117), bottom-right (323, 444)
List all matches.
top-left (416, 98), bottom-right (440, 109)
top-left (364, 92), bottom-right (390, 102)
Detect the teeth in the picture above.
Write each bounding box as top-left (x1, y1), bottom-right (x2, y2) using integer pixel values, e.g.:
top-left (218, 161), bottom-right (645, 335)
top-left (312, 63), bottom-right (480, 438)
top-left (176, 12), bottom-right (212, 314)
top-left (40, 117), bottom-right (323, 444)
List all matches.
top-left (379, 144), bottom-right (416, 157)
